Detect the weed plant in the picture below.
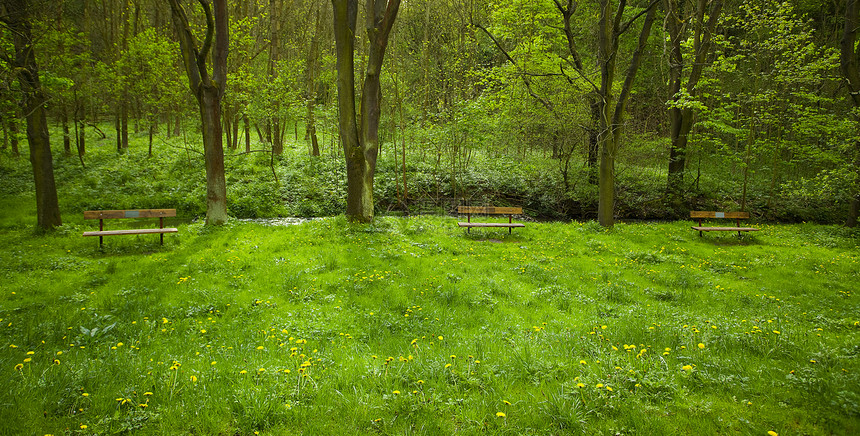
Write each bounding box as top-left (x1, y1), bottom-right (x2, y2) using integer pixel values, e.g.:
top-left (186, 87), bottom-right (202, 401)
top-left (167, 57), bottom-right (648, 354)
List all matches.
top-left (0, 212), bottom-right (857, 435)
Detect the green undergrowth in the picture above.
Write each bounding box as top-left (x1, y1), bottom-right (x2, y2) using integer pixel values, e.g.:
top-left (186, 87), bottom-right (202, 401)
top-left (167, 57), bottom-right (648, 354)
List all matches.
top-left (0, 216), bottom-right (858, 435)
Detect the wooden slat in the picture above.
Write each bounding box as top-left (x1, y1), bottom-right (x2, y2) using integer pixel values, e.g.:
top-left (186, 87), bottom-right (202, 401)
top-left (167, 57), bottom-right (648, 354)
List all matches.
top-left (691, 226), bottom-right (759, 232)
top-left (83, 228), bottom-right (179, 237)
top-left (458, 222), bottom-right (526, 228)
top-left (457, 206), bottom-right (523, 215)
top-left (84, 209), bottom-right (177, 219)
top-left (690, 211), bottom-right (749, 219)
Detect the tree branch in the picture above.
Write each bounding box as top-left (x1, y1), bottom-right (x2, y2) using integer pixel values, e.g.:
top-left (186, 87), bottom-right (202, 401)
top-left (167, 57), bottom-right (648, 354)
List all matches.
top-left (618, 0), bottom-right (660, 36)
top-left (471, 20), bottom-right (558, 116)
top-left (197, 0), bottom-right (215, 84)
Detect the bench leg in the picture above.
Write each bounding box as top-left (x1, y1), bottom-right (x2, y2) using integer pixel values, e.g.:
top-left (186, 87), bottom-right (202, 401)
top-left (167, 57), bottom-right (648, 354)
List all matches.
top-left (99, 219), bottom-right (104, 246)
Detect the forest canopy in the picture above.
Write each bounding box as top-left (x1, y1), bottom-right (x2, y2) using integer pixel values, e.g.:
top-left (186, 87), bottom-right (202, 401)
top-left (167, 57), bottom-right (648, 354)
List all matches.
top-left (0, 0), bottom-right (857, 227)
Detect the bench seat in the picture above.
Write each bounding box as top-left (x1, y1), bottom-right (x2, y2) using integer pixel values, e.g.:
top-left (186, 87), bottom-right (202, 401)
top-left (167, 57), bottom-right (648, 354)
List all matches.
top-left (691, 226), bottom-right (758, 233)
top-left (83, 228), bottom-right (179, 237)
top-left (458, 222), bottom-right (525, 228)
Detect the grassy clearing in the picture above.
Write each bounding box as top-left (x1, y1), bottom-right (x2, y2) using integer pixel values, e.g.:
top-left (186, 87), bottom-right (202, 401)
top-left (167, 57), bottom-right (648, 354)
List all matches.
top-left (0, 214), bottom-right (858, 435)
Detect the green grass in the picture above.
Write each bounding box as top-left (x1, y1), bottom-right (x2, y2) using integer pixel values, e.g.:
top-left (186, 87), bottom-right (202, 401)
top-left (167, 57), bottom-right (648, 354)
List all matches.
top-left (0, 214), bottom-right (858, 435)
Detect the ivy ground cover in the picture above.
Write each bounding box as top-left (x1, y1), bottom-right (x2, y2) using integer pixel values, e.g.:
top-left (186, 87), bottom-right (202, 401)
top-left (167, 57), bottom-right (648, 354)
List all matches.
top-left (0, 217), bottom-right (858, 435)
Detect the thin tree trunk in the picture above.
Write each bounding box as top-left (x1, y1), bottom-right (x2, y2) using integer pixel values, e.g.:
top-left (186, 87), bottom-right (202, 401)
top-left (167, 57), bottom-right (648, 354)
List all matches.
top-left (62, 108), bottom-right (71, 155)
top-left (244, 114), bottom-right (251, 152)
top-left (115, 112), bottom-right (122, 152)
top-left (8, 118), bottom-right (20, 157)
top-left (665, 0), bottom-right (723, 197)
top-left (121, 101), bottom-right (129, 149)
top-left (77, 121), bottom-right (86, 157)
top-left (223, 105), bottom-right (233, 149)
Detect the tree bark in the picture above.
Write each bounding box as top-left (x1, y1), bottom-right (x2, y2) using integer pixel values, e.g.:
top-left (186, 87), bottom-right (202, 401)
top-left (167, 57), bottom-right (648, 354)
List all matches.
top-left (841, 0), bottom-right (860, 227)
top-left (2, 0), bottom-right (62, 229)
top-left (332, 0), bottom-right (401, 222)
top-left (306, 2), bottom-right (324, 156)
top-left (61, 108), bottom-right (71, 155)
top-left (8, 117), bottom-right (20, 157)
top-left (167, 0), bottom-right (229, 225)
top-left (244, 114), bottom-right (251, 152)
top-left (597, 0), bottom-right (659, 227)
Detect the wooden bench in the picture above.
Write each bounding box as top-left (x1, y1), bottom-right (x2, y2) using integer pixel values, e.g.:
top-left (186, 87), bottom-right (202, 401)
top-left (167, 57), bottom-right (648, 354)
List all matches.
top-left (83, 209), bottom-right (178, 246)
top-left (457, 206), bottom-right (525, 234)
top-left (691, 211), bottom-right (759, 237)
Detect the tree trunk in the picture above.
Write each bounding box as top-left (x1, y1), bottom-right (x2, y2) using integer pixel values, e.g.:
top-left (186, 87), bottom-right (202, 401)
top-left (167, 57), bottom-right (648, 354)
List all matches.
top-left (61, 109), bottom-right (71, 155)
top-left (272, 117), bottom-right (283, 154)
top-left (167, 0), bottom-right (229, 225)
top-left (115, 112), bottom-right (122, 152)
top-left (121, 101), bottom-right (129, 149)
top-left (841, 0), bottom-right (860, 227)
top-left (244, 114), bottom-right (251, 152)
top-left (77, 121), bottom-right (86, 157)
top-left (597, 0), bottom-right (658, 227)
top-left (200, 87), bottom-right (228, 224)
top-left (223, 105), bottom-right (234, 149)
top-left (5, 0), bottom-right (62, 229)
top-left (305, 3), bottom-right (322, 157)
top-left (232, 113), bottom-right (239, 151)
top-left (665, 0), bottom-right (722, 197)
top-left (9, 117), bottom-right (20, 157)
top-left (332, 0), bottom-right (401, 223)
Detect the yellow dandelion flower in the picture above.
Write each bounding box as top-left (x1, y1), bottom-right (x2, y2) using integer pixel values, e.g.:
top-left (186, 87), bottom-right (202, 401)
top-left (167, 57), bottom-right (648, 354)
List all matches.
top-left (258, 368), bottom-right (265, 372)
top-left (256, 346), bottom-right (264, 350)
top-left (190, 375), bottom-right (198, 382)
top-left (768, 432), bottom-right (778, 436)
top-left (682, 365), bottom-right (693, 371)
top-left (26, 351), bottom-right (34, 355)
top-left (392, 390), bottom-right (400, 395)
top-left (579, 360), bottom-right (586, 365)
top-left (81, 393), bottom-right (89, 397)
top-left (596, 383), bottom-right (604, 388)
top-left (53, 359), bottom-right (60, 365)
top-left (773, 330), bottom-right (780, 335)
top-left (144, 392), bottom-right (153, 396)
top-left (438, 336), bottom-right (443, 341)
top-left (697, 343), bottom-right (705, 349)
top-left (503, 400), bottom-right (511, 405)
top-left (496, 412), bottom-right (506, 418)
top-left (577, 383), bottom-right (585, 388)
top-left (239, 370), bottom-right (248, 374)
top-left (80, 425), bottom-right (87, 430)
top-left (606, 386), bottom-right (613, 391)
top-left (23, 358), bottom-right (31, 363)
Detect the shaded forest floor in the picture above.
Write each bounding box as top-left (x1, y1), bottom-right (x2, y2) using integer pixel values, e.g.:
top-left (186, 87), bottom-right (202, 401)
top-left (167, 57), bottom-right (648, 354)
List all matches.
top-left (0, 211), bottom-right (858, 434)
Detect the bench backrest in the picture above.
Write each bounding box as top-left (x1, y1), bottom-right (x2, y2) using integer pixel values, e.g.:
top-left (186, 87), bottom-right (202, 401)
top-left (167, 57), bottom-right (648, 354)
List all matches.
top-left (458, 206), bottom-right (522, 215)
top-left (690, 211), bottom-right (749, 219)
top-left (84, 209), bottom-right (177, 220)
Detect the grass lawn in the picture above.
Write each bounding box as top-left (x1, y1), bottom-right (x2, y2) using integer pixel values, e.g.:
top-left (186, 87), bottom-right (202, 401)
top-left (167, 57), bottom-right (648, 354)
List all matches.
top-left (0, 214), bottom-right (858, 435)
